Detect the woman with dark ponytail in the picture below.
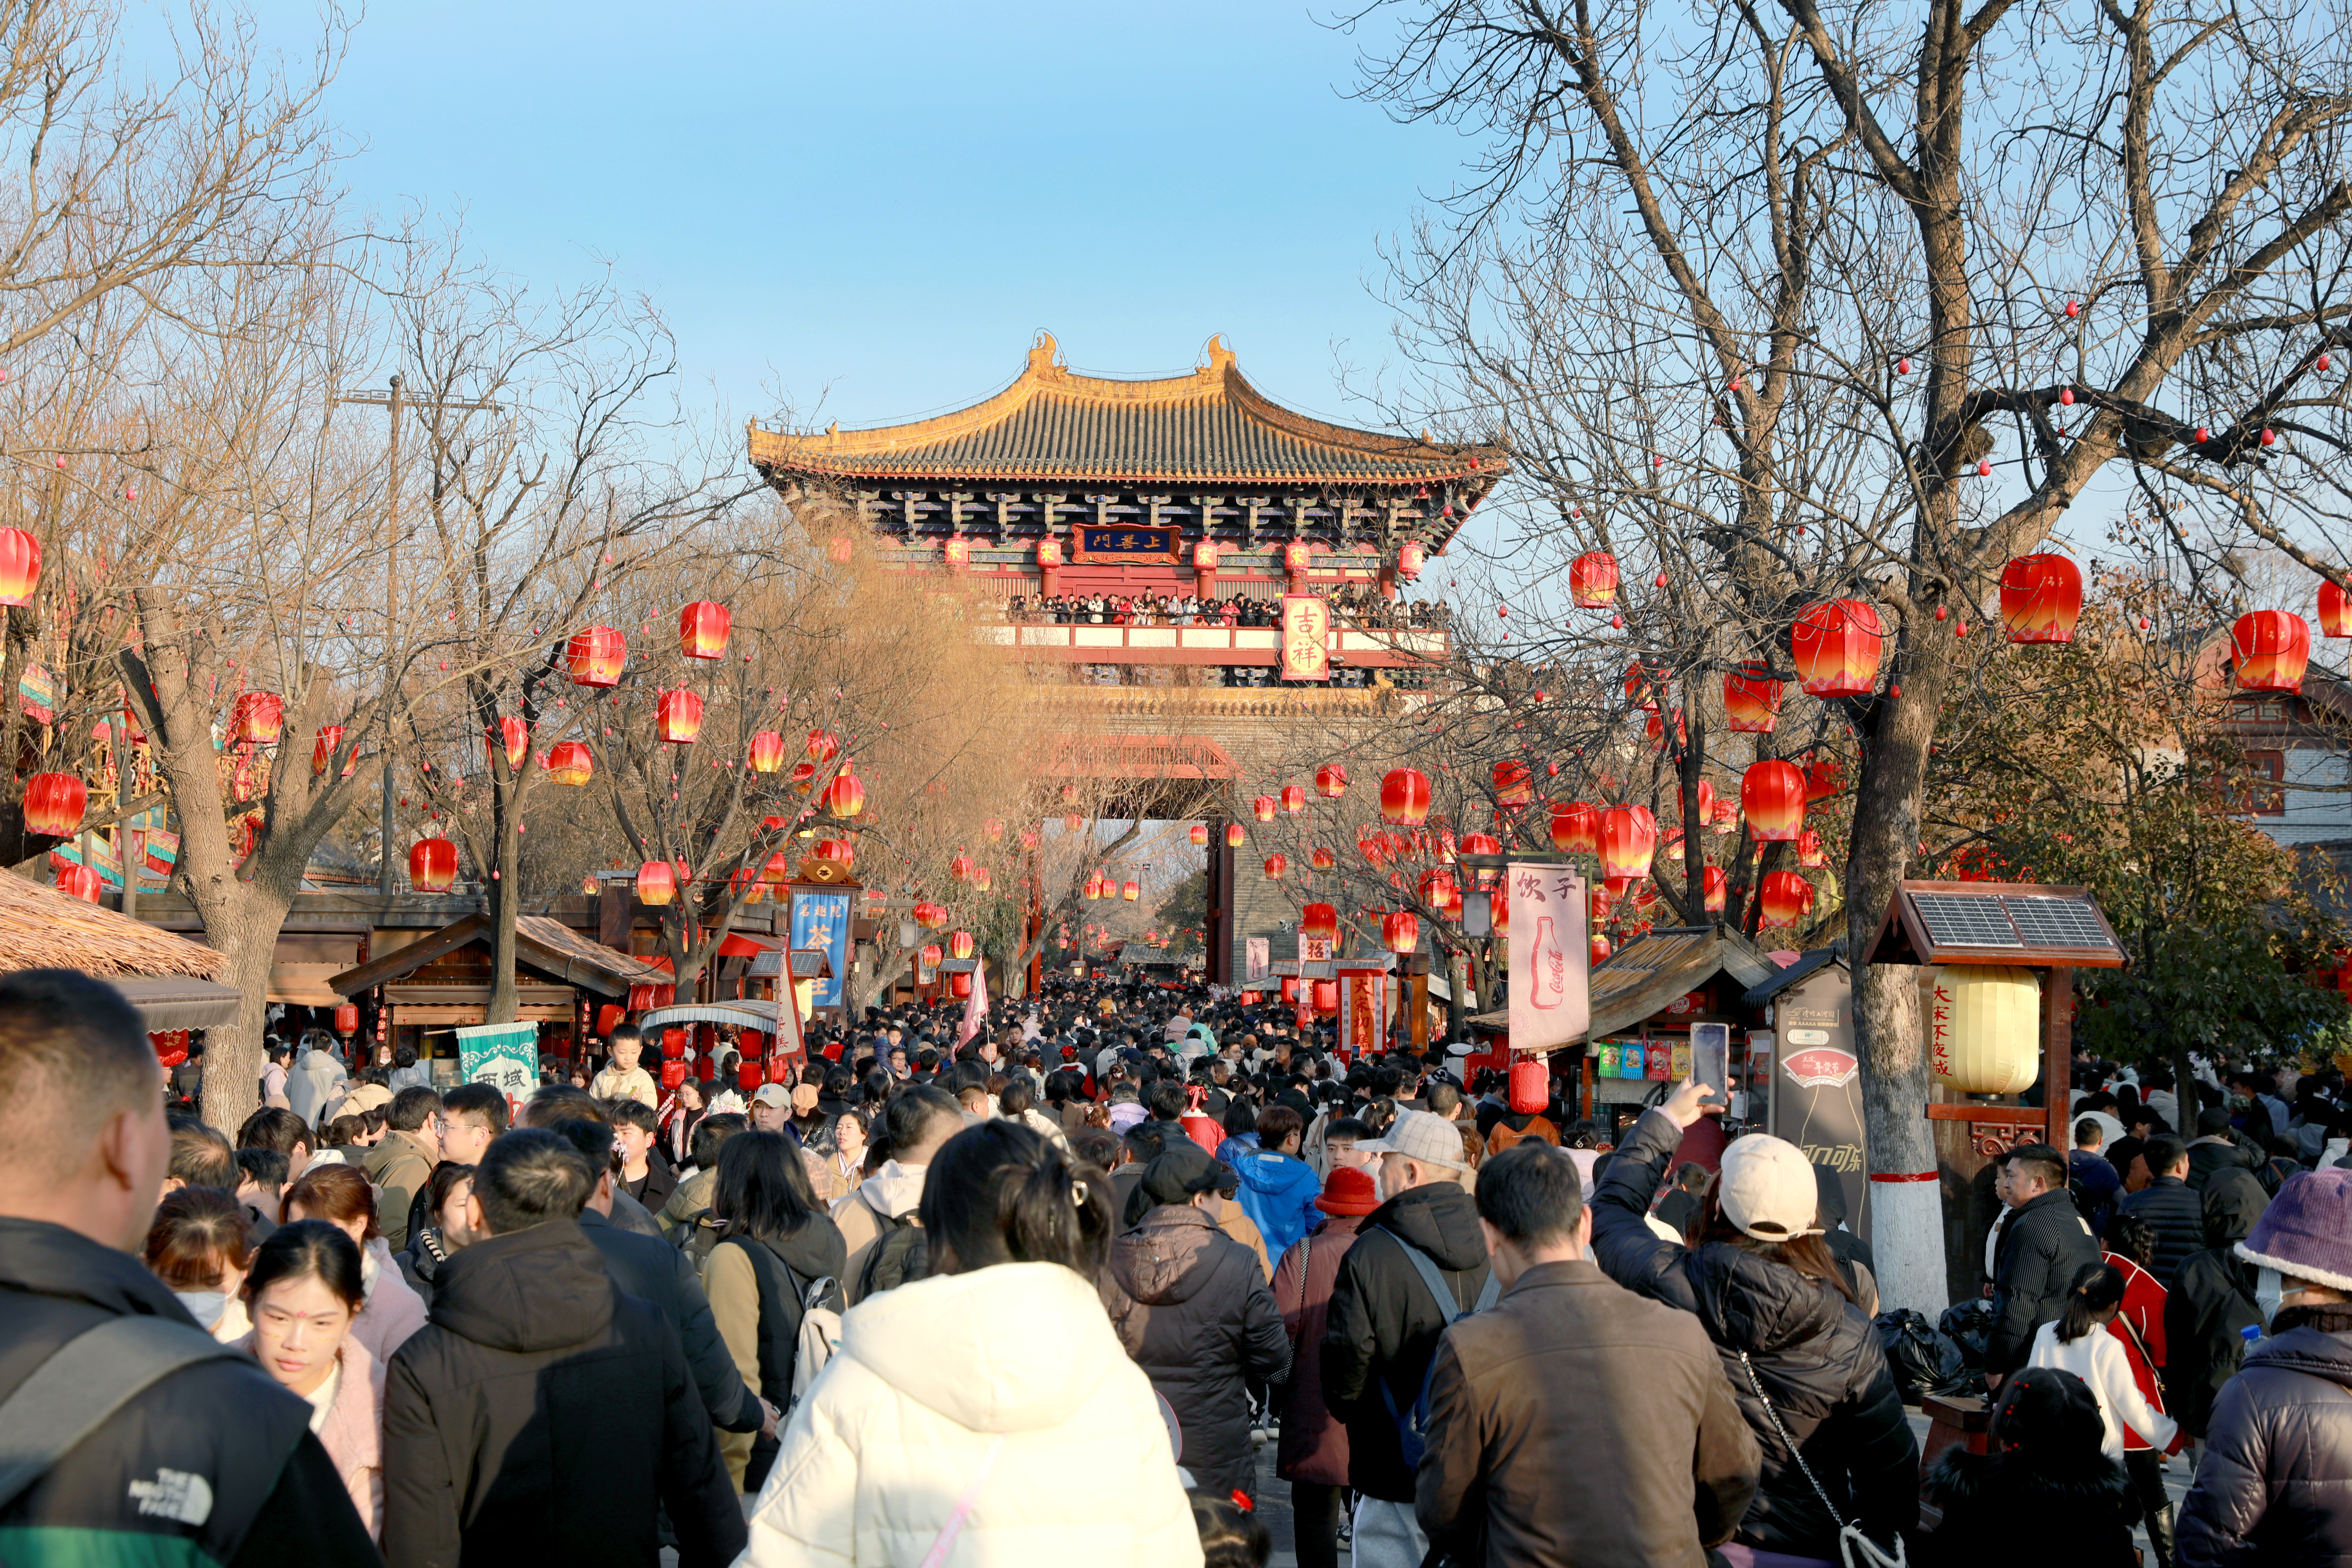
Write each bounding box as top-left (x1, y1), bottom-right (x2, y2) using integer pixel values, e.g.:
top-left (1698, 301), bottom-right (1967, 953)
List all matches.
top-left (2028, 1262), bottom-right (2178, 1463)
top-left (738, 1120), bottom-right (1201, 1566)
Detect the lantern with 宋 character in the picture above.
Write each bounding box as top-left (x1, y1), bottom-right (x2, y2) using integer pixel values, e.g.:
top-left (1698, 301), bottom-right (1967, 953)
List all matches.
top-left (546, 742), bottom-right (594, 786)
top-left (748, 730), bottom-right (787, 773)
top-left (1790, 599), bottom-right (1885, 698)
top-left (410, 838), bottom-right (459, 893)
top-left (566, 624), bottom-right (627, 687)
top-left (657, 690), bottom-right (703, 744)
top-left (1999, 553), bottom-right (2083, 644)
top-left (1397, 541), bottom-right (1426, 580)
top-left (635, 859), bottom-right (677, 905)
top-left (1550, 800), bottom-right (1600, 855)
top-left (1724, 666), bottom-right (1783, 733)
top-left (1740, 760), bottom-right (1806, 841)
top-left (22, 771), bottom-right (85, 838)
top-left (1381, 768), bottom-right (1431, 825)
top-left (2231, 610), bottom-right (2311, 693)
top-left (1929, 966), bottom-right (2042, 1093)
top-left (679, 601), bottom-right (731, 659)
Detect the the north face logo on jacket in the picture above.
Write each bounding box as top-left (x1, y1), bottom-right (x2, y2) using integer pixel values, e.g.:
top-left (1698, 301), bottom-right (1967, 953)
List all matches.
top-left (127, 1468), bottom-right (212, 1526)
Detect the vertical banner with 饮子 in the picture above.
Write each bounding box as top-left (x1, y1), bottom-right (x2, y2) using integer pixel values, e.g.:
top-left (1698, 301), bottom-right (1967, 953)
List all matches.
top-left (1506, 861), bottom-right (1589, 1052)
top-left (1280, 595), bottom-right (1331, 681)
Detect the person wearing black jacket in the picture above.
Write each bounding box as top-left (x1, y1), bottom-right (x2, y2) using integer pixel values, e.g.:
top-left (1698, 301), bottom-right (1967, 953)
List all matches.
top-left (1321, 1108), bottom-right (1493, 1568)
top-left (2120, 1136), bottom-right (2205, 1287)
top-left (0, 969), bottom-right (379, 1568)
top-left (2163, 1165), bottom-right (2268, 1442)
top-left (1592, 1082), bottom-right (1917, 1563)
top-left (2185, 1109), bottom-right (2268, 1192)
top-left (382, 1128), bottom-right (745, 1568)
top-left (1987, 1143), bottom-right (2103, 1380)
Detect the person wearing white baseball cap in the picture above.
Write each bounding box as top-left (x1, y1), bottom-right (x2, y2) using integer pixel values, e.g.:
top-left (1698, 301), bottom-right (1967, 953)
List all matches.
top-left (1589, 1078), bottom-right (1918, 1566)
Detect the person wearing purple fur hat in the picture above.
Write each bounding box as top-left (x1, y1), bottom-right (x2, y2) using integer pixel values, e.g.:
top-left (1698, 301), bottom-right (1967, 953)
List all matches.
top-left (2177, 1168), bottom-right (2352, 1566)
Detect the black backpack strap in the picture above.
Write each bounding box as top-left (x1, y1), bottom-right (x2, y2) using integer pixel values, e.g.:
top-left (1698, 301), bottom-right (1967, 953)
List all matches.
top-left (0, 1315), bottom-right (245, 1515)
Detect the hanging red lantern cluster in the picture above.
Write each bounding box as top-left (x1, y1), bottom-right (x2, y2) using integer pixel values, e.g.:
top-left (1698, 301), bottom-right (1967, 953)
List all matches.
top-left (2231, 610), bottom-right (2311, 693)
top-left (657, 690), bottom-right (703, 744)
top-left (1724, 666), bottom-right (1783, 733)
top-left (546, 741), bottom-right (594, 786)
top-left (1790, 599), bottom-right (1885, 697)
top-left (1741, 760), bottom-right (1806, 841)
top-left (1380, 768), bottom-right (1431, 825)
top-left (1316, 763), bottom-right (1349, 798)
top-left (679, 601), bottom-right (731, 659)
top-left (566, 624), bottom-right (627, 687)
top-left (0, 527), bottom-right (40, 607)
top-left (1569, 551), bottom-right (1619, 608)
top-left (1998, 553), bottom-right (2083, 644)
top-left (747, 730), bottom-right (786, 773)
top-left (410, 837), bottom-right (459, 893)
top-left (231, 691), bottom-right (284, 745)
top-left (22, 771), bottom-right (84, 838)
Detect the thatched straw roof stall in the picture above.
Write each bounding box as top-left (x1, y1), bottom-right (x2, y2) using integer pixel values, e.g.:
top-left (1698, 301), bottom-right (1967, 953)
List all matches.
top-left (0, 871), bottom-right (241, 1029)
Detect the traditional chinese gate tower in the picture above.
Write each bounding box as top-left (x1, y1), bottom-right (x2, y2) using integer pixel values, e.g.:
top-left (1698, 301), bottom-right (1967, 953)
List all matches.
top-left (748, 333), bottom-right (1506, 980)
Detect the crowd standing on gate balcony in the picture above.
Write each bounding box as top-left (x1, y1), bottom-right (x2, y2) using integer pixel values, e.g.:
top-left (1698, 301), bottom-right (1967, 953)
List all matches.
top-left (4, 966), bottom-right (2350, 1567)
top-left (999, 590), bottom-right (1450, 631)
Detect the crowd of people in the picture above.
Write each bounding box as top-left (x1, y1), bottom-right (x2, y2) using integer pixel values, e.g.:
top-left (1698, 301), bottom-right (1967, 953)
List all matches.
top-left (2, 965), bottom-right (2346, 1568)
top-left (998, 588), bottom-right (1450, 632)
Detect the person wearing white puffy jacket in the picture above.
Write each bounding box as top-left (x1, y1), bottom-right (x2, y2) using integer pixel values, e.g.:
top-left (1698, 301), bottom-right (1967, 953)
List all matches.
top-left (738, 1118), bottom-right (1202, 1568)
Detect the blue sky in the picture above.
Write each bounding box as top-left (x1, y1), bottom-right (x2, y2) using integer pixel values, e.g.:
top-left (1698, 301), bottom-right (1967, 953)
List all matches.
top-left (280, 0), bottom-right (1470, 434)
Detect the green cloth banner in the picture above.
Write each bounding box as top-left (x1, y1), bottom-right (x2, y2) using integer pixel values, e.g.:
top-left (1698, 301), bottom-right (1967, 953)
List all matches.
top-left (454, 1021), bottom-right (538, 1106)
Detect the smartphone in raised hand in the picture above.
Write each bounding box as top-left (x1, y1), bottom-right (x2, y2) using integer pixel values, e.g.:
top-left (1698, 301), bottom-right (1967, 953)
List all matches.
top-left (1689, 1022), bottom-right (1731, 1110)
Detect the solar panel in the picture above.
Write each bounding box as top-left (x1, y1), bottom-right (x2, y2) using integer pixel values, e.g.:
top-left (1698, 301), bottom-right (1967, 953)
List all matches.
top-left (1911, 892), bottom-right (2023, 947)
top-left (2003, 896), bottom-right (2118, 951)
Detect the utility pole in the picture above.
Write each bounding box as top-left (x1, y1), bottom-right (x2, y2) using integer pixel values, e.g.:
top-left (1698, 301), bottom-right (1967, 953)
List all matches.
top-left (330, 375), bottom-right (501, 897)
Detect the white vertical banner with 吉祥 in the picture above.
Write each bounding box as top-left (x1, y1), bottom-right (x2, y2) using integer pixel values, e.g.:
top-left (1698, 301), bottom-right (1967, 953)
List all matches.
top-left (1507, 861), bottom-right (1589, 1052)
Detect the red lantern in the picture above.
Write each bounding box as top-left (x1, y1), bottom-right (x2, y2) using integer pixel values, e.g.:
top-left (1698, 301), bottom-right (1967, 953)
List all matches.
top-left (1280, 976), bottom-right (1298, 1004)
top-left (1690, 780), bottom-right (1716, 825)
top-left (1740, 760), bottom-right (1806, 841)
top-left (950, 853), bottom-right (978, 883)
top-left (1310, 846), bottom-right (1335, 871)
top-left (1280, 785), bottom-right (1307, 814)
top-left (1624, 661), bottom-right (1661, 712)
top-left (1599, 806), bottom-right (1657, 883)
top-left (1569, 551), bottom-right (1619, 608)
top-left (1418, 867), bottom-right (1461, 918)
top-left (1397, 541), bottom-right (1426, 580)
top-left (231, 691), bottom-right (284, 745)
top-left (1226, 823), bottom-right (1245, 848)
top-left (1703, 864), bottom-right (1728, 913)
top-left (1590, 933), bottom-right (1612, 966)
top-left (1284, 542), bottom-right (1317, 575)
top-left (22, 772), bottom-right (85, 838)
top-left (950, 972), bottom-right (974, 999)
top-left (2321, 578), bottom-right (2352, 639)
top-left (1492, 760), bottom-right (1533, 807)
top-left (636, 859), bottom-right (677, 905)
top-left (311, 726), bottom-right (345, 776)
top-left (814, 837), bottom-right (854, 869)
top-left (482, 715), bottom-right (526, 772)
top-left (1999, 553), bottom-right (2084, 644)
top-left (1035, 538), bottom-right (1061, 568)
top-left (1383, 910), bottom-right (1420, 953)
top-left (913, 900), bottom-right (948, 929)
top-left (950, 930), bottom-right (976, 960)
top-left (546, 741), bottom-right (594, 786)
top-left (1723, 666), bottom-right (1783, 733)
top-left (1301, 902), bottom-right (1339, 941)
top-left (0, 527), bottom-right (41, 606)
top-left (410, 837), bottom-right (459, 893)
top-left (2231, 610), bottom-right (2311, 692)
top-left (1549, 800), bottom-right (1601, 855)
top-left (565, 624), bottom-right (628, 687)
top-left (333, 1003), bottom-right (360, 1035)
top-left (983, 818), bottom-right (1005, 842)
top-left (1315, 763), bottom-right (1349, 798)
top-left (825, 771), bottom-right (866, 819)
top-left (657, 689), bottom-right (704, 744)
top-left (679, 601), bottom-right (731, 659)
top-left (747, 730), bottom-right (787, 773)
top-left (1122, 878), bottom-right (1140, 901)
top-left (943, 537), bottom-right (970, 568)
top-left (760, 851), bottom-right (792, 885)
top-left (1380, 768), bottom-right (1431, 825)
top-left (1508, 1057), bottom-right (1549, 1113)
top-left (920, 943), bottom-right (943, 971)
top-left (1790, 599), bottom-right (1885, 697)
top-left (1310, 977), bottom-right (1339, 1014)
top-left (1797, 830), bottom-right (1825, 869)
top-left (1065, 812), bottom-right (1084, 833)
top-left (1803, 757), bottom-right (1842, 803)
top-left (1264, 854), bottom-right (1288, 881)
top-left (56, 863), bottom-right (100, 901)
top-left (789, 761), bottom-right (817, 794)
top-left (806, 729), bottom-right (840, 764)
top-left (1759, 870), bottom-right (1811, 928)
top-left (1252, 794), bottom-right (1278, 822)
top-left (1189, 822), bottom-right (1209, 847)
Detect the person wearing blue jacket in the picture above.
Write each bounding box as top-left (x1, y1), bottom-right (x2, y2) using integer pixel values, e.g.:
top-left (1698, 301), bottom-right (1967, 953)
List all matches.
top-left (1232, 1105), bottom-right (1324, 1268)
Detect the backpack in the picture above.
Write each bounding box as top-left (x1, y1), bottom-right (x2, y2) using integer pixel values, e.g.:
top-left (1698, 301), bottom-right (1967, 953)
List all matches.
top-left (1485, 1115), bottom-right (1557, 1158)
top-left (721, 1236), bottom-right (844, 1416)
top-left (858, 1210), bottom-right (931, 1301)
top-left (1376, 1231), bottom-right (1499, 1468)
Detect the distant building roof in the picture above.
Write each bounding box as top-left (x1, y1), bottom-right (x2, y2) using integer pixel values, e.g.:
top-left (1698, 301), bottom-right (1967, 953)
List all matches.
top-left (748, 334), bottom-right (1507, 491)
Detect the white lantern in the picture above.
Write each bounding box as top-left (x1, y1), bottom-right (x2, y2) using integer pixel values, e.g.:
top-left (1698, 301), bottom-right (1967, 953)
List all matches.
top-left (1927, 965), bottom-right (2041, 1094)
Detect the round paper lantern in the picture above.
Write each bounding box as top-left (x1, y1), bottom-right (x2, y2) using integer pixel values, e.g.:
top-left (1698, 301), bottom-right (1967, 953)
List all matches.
top-left (920, 943), bottom-right (944, 972)
top-left (1301, 902), bottom-right (1339, 941)
top-left (1508, 1058), bottom-right (1549, 1114)
top-left (566, 624), bottom-right (627, 687)
top-left (1397, 541), bottom-right (1426, 580)
top-left (1383, 910), bottom-right (1420, 953)
top-left (950, 854), bottom-right (977, 884)
top-left (1550, 800), bottom-right (1601, 855)
top-left (311, 726), bottom-right (345, 776)
top-left (678, 600), bottom-right (731, 659)
top-left (950, 971), bottom-right (974, 999)
top-left (1999, 553), bottom-right (2083, 644)
top-left (1316, 763), bottom-right (1349, 799)
top-left (635, 859), bottom-right (677, 905)
top-left (1590, 933), bottom-right (1612, 965)
top-left (1252, 794), bottom-right (1278, 822)
top-left (333, 1003), bottom-right (360, 1035)
top-left (1569, 551), bottom-right (1619, 608)
top-left (22, 771), bottom-right (85, 837)
top-left (1380, 768), bottom-right (1431, 825)
top-left (1930, 965), bottom-right (2042, 1093)
top-left (1758, 870), bottom-right (1811, 928)
top-left (486, 715), bottom-right (528, 771)
top-left (1310, 978), bottom-right (1339, 1015)
top-left (1790, 599), bottom-right (1885, 697)
top-left (747, 730), bottom-right (787, 773)
top-left (1280, 785), bottom-right (1306, 815)
top-left (1598, 806), bottom-right (1657, 883)
top-left (1796, 830), bottom-right (1825, 869)
top-left (2231, 610), bottom-right (2311, 692)
top-left (232, 691), bottom-right (284, 744)
top-left (1703, 864), bottom-right (1728, 913)
top-left (2321, 578), bottom-right (2352, 639)
top-left (1264, 854), bottom-right (1288, 882)
top-left (1226, 823), bottom-right (1246, 848)
top-left (950, 930), bottom-right (976, 961)
top-left (1492, 760), bottom-right (1533, 807)
top-left (410, 837), bottom-right (459, 893)
top-left (1189, 822), bottom-right (1209, 847)
top-left (651, 688), bottom-right (706, 746)
top-left (1122, 879), bottom-right (1140, 901)
top-left (807, 729), bottom-right (840, 763)
top-left (789, 761), bottom-right (817, 794)
top-left (0, 527), bottom-right (41, 606)
top-left (1418, 867), bottom-right (1461, 918)
top-left (1035, 538), bottom-right (1061, 568)
top-left (824, 771), bottom-right (866, 819)
top-left (1740, 760), bottom-right (1807, 841)
top-left (546, 741), bottom-right (594, 786)
top-left (56, 863), bottom-right (100, 901)
top-left (760, 851), bottom-right (792, 884)
top-left (1724, 666), bottom-right (1783, 733)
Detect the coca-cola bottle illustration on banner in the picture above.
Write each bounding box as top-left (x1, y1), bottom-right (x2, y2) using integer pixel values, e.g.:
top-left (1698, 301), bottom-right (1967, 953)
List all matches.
top-left (1529, 916), bottom-right (1567, 1010)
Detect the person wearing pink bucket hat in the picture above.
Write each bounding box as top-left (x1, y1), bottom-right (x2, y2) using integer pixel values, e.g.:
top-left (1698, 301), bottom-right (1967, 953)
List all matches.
top-left (2177, 1168), bottom-right (2352, 1564)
